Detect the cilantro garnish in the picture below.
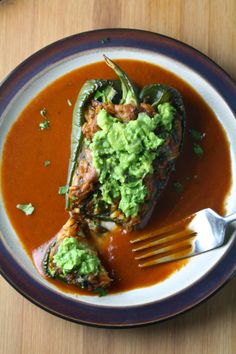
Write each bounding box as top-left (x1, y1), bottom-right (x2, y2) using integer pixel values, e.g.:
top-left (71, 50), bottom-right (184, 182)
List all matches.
top-left (39, 119), bottom-right (50, 130)
top-left (93, 288), bottom-right (108, 297)
top-left (189, 129), bottom-right (205, 141)
top-left (193, 143), bottom-right (204, 156)
top-left (44, 160), bottom-right (51, 167)
top-left (39, 108), bottom-right (50, 130)
top-left (173, 181), bottom-right (183, 194)
top-left (16, 203), bottom-right (35, 215)
top-left (58, 185), bottom-right (67, 195)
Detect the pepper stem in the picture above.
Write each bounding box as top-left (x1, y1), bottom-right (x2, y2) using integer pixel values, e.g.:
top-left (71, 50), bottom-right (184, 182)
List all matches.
top-left (103, 55), bottom-right (139, 106)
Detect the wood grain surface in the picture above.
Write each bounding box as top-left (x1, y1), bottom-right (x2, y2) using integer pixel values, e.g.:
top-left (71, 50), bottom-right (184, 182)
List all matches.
top-left (0, 1), bottom-right (236, 353)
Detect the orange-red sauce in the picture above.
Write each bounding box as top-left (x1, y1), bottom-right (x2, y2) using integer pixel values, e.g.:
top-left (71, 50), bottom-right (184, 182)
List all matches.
top-left (1, 60), bottom-right (232, 294)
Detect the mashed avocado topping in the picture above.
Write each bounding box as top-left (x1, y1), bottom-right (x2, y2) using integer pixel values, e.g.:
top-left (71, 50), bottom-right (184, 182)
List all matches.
top-left (89, 102), bottom-right (175, 217)
top-left (53, 237), bottom-right (101, 275)
top-left (157, 102), bottom-right (176, 131)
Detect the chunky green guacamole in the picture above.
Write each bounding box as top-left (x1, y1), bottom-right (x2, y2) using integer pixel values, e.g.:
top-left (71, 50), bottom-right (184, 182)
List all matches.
top-left (53, 237), bottom-right (101, 275)
top-left (90, 102), bottom-right (175, 217)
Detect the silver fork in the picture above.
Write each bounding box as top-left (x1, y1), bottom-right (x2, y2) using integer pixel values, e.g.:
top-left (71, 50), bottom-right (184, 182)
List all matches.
top-left (130, 208), bottom-right (236, 268)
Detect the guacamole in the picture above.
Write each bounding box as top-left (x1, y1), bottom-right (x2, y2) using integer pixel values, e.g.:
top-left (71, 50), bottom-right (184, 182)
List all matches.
top-left (53, 237), bottom-right (101, 276)
top-left (89, 102), bottom-right (175, 217)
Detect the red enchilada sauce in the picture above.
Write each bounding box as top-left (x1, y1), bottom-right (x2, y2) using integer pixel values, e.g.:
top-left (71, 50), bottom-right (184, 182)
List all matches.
top-left (1, 60), bottom-right (232, 294)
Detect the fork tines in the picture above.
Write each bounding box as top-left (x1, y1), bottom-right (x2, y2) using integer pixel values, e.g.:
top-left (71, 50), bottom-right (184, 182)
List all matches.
top-left (130, 215), bottom-right (196, 268)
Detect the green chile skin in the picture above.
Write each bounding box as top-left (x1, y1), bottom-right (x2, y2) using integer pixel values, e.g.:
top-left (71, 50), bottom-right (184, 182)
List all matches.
top-left (66, 59), bottom-right (185, 228)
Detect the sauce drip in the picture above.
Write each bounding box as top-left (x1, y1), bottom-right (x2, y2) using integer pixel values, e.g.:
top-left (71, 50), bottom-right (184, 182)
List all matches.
top-left (1, 60), bottom-right (232, 294)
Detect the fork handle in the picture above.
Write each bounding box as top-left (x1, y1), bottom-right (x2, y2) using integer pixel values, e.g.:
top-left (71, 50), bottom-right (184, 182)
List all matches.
top-left (224, 212), bottom-right (236, 224)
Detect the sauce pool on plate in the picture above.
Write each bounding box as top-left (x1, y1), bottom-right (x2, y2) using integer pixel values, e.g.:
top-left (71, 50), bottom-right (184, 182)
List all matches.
top-left (1, 60), bottom-right (232, 295)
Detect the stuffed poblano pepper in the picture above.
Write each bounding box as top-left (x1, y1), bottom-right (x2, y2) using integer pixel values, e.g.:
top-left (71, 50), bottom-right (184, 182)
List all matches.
top-left (43, 218), bottom-right (111, 290)
top-left (66, 56), bottom-right (186, 231)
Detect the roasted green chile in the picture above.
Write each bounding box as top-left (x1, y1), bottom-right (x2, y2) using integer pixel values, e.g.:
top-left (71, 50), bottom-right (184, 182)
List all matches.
top-left (66, 79), bottom-right (118, 209)
top-left (43, 218), bottom-right (111, 290)
top-left (65, 56), bottom-right (186, 230)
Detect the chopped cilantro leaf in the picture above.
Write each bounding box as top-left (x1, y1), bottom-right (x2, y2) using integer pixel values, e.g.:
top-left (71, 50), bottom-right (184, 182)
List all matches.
top-left (16, 203), bottom-right (35, 215)
top-left (58, 185), bottom-right (67, 195)
top-left (189, 129), bottom-right (204, 141)
top-left (39, 119), bottom-right (50, 130)
top-left (173, 181), bottom-right (183, 194)
top-left (93, 288), bottom-right (108, 297)
top-left (39, 108), bottom-right (50, 130)
top-left (44, 160), bottom-right (51, 167)
top-left (193, 143), bottom-right (204, 156)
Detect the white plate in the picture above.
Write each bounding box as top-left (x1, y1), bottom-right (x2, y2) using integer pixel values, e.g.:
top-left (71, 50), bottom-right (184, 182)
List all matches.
top-left (0, 29), bottom-right (236, 327)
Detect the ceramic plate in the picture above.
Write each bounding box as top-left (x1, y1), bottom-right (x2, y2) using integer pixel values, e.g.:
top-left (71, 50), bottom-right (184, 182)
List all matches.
top-left (0, 29), bottom-right (236, 327)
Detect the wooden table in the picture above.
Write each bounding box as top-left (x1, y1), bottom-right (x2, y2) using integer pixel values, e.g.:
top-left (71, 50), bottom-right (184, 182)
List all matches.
top-left (0, 1), bottom-right (236, 353)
